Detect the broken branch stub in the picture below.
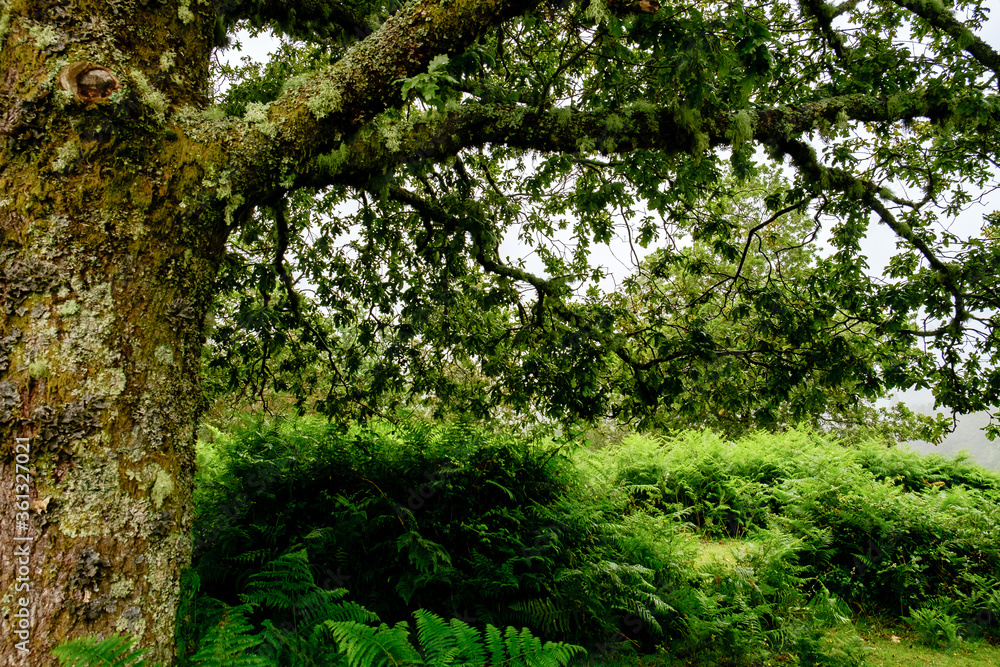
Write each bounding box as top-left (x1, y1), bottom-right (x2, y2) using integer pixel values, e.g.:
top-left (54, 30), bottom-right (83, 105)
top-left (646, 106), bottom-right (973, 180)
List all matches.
top-left (59, 62), bottom-right (119, 104)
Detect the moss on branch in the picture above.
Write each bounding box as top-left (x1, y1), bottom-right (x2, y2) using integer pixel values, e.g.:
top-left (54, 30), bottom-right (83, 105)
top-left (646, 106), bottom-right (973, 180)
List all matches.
top-left (296, 91), bottom-right (964, 189)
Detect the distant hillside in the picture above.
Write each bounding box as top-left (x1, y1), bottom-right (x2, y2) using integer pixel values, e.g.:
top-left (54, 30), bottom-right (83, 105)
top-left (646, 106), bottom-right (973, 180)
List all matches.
top-left (902, 408), bottom-right (1000, 471)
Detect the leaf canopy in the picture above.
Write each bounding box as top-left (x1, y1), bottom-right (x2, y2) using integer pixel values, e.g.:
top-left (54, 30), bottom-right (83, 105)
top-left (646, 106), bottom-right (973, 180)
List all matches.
top-left (205, 0), bottom-right (1000, 436)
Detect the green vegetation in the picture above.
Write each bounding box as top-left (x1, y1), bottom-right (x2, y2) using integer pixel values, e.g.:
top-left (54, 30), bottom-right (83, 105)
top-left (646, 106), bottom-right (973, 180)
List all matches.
top-left (858, 617), bottom-right (1000, 667)
top-left (9, 0), bottom-right (1000, 656)
top-left (59, 416), bottom-right (1000, 666)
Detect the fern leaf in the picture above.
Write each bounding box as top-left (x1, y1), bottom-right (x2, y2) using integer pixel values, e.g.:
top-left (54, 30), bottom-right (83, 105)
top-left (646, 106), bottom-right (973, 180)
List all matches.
top-left (415, 610), bottom-right (454, 664)
top-left (485, 623), bottom-right (507, 666)
top-left (508, 598), bottom-right (572, 635)
top-left (240, 548), bottom-right (316, 611)
top-left (51, 635), bottom-right (155, 667)
top-left (189, 604), bottom-right (271, 666)
top-left (328, 620), bottom-right (423, 667)
top-left (480, 622), bottom-right (584, 667)
top-left (447, 617), bottom-right (488, 667)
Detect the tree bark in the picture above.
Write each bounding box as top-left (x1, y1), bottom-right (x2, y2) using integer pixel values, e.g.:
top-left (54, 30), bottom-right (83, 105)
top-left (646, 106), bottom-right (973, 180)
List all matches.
top-left (0, 0), bottom-right (224, 663)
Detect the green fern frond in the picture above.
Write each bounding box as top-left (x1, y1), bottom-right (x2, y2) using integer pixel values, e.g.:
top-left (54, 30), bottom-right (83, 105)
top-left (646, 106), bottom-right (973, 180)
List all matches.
top-left (508, 598), bottom-right (574, 635)
top-left (487, 624), bottom-right (583, 667)
top-left (189, 604), bottom-right (272, 666)
top-left (468, 551), bottom-right (519, 595)
top-left (330, 610), bottom-right (585, 667)
top-left (51, 634), bottom-right (156, 667)
top-left (240, 548), bottom-right (377, 630)
top-left (485, 624), bottom-right (507, 666)
top-left (231, 547), bottom-right (273, 565)
top-left (240, 548), bottom-right (318, 610)
top-left (427, 610), bottom-right (584, 667)
top-left (416, 612), bottom-right (462, 664)
top-left (327, 619), bottom-right (423, 667)
top-left (484, 479), bottom-right (516, 500)
top-left (397, 531), bottom-right (454, 575)
top-left (444, 617), bottom-right (488, 666)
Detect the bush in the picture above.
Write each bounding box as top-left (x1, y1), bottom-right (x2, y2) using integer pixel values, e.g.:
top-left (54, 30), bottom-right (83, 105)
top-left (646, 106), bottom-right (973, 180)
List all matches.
top-left (190, 417), bottom-right (674, 649)
top-left (595, 428), bottom-right (1000, 638)
top-left (185, 416), bottom-right (1000, 665)
top-left (905, 605), bottom-right (961, 648)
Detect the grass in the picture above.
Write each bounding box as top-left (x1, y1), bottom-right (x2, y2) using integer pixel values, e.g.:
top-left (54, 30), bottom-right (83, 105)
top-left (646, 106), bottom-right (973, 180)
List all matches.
top-left (689, 537), bottom-right (742, 569)
top-left (857, 618), bottom-right (1000, 667)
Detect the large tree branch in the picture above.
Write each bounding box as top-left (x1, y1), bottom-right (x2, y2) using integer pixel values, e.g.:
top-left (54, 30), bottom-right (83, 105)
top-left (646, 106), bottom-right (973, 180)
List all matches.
top-left (797, 0), bottom-right (851, 58)
top-left (318, 96), bottom-right (985, 345)
top-left (298, 91), bottom-right (960, 187)
top-left (219, 0), bottom-right (543, 203)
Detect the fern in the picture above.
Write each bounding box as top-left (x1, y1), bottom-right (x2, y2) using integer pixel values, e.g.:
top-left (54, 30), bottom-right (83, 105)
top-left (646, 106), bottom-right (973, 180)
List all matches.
top-left (484, 622), bottom-right (583, 667)
top-left (329, 610), bottom-right (585, 667)
top-left (188, 604), bottom-right (272, 666)
top-left (417, 611), bottom-right (486, 665)
top-left (327, 619), bottom-right (423, 666)
top-left (239, 548), bottom-right (375, 628)
top-left (240, 548), bottom-right (319, 610)
top-left (257, 618), bottom-right (348, 667)
top-left (508, 598), bottom-right (575, 635)
top-left (396, 530), bottom-right (456, 604)
top-left (52, 635), bottom-right (157, 667)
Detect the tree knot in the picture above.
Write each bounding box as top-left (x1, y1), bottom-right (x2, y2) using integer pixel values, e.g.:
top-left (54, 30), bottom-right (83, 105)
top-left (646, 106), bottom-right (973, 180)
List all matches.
top-left (59, 62), bottom-right (120, 104)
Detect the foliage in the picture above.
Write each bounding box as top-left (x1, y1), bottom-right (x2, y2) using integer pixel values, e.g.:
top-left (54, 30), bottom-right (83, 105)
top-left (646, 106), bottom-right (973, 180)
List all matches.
top-left (58, 568), bottom-right (581, 667)
top-left (904, 605), bottom-right (961, 648)
top-left (190, 416), bottom-right (673, 646)
top-left (657, 526), bottom-right (866, 666)
top-left (580, 428), bottom-right (1000, 637)
top-left (187, 605), bottom-right (272, 666)
top-left (50, 418), bottom-right (1000, 667)
top-left (181, 414), bottom-right (1000, 665)
top-left (178, 533), bottom-right (584, 665)
top-left (203, 0), bottom-right (1000, 435)
top-left (329, 609), bottom-right (585, 667)
top-left (52, 635), bottom-right (157, 667)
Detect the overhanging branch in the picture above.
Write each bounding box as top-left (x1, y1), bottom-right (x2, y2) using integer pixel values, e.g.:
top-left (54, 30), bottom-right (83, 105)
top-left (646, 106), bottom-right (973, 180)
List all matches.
top-left (301, 91), bottom-right (965, 188)
top-left (890, 0), bottom-right (1000, 77)
top-left (774, 137), bottom-right (968, 338)
top-left (222, 0), bottom-right (545, 202)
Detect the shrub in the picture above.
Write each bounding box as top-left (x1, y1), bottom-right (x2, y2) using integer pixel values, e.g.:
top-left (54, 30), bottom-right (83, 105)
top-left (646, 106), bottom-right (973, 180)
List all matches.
top-left (190, 417), bottom-right (673, 648)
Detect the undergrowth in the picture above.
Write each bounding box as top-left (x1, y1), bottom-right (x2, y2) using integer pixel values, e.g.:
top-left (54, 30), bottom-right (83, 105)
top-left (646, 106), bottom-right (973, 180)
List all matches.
top-left (59, 417), bottom-right (999, 666)
top-left (581, 428), bottom-right (1000, 646)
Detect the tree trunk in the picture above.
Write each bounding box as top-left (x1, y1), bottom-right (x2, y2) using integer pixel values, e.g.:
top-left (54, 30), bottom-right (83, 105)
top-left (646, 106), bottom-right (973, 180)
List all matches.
top-left (0, 1), bottom-right (224, 663)
top-left (0, 0), bottom-right (543, 659)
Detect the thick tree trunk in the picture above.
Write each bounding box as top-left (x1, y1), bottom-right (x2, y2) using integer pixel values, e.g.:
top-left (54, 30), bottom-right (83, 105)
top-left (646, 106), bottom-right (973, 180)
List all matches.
top-left (0, 0), bottom-right (543, 660)
top-left (0, 0), bottom-right (224, 663)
